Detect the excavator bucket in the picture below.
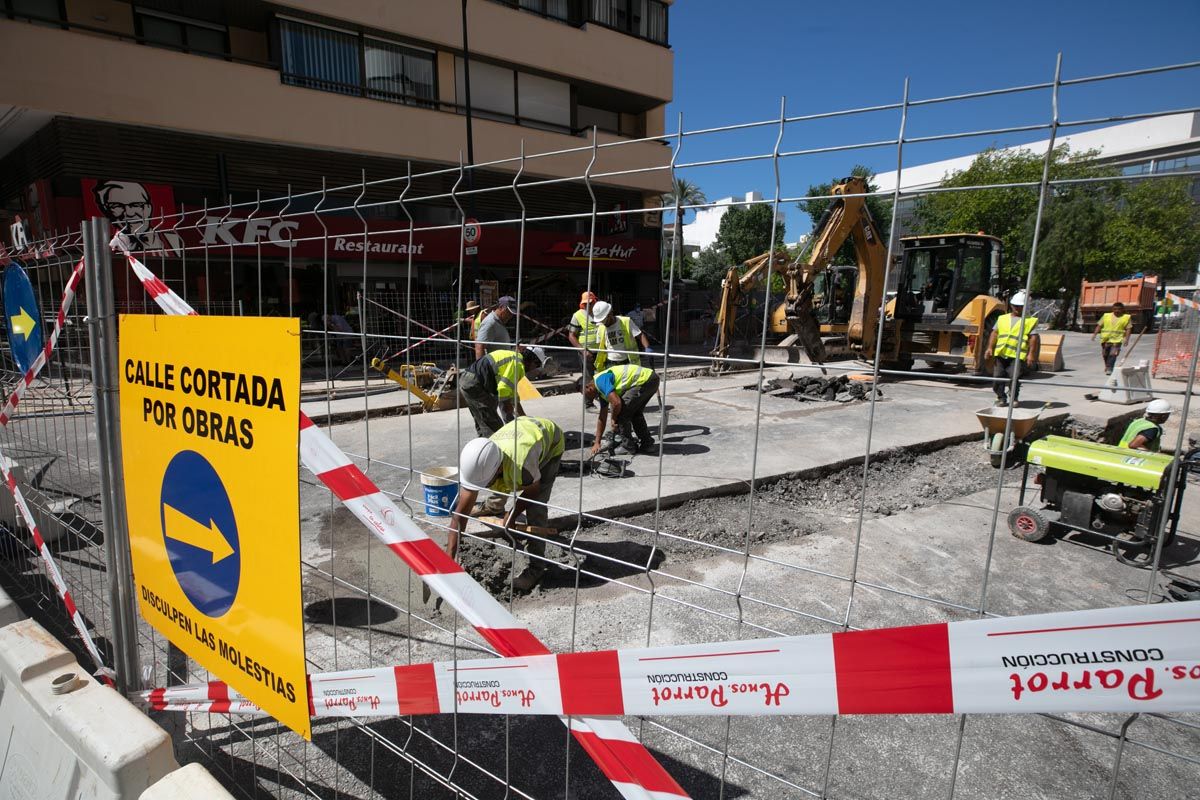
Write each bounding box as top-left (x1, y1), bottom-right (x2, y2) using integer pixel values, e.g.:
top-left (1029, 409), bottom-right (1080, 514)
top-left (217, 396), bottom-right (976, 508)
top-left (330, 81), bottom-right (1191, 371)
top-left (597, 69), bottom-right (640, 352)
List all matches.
top-left (789, 304), bottom-right (827, 364)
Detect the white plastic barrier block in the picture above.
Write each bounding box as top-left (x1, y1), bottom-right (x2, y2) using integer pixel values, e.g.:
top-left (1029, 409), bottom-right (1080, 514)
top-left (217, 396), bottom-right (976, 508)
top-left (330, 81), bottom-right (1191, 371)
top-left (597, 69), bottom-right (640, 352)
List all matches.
top-left (140, 762), bottom-right (235, 799)
top-left (1099, 363), bottom-right (1153, 405)
top-left (0, 583), bottom-right (23, 629)
top-left (0, 619), bottom-right (177, 800)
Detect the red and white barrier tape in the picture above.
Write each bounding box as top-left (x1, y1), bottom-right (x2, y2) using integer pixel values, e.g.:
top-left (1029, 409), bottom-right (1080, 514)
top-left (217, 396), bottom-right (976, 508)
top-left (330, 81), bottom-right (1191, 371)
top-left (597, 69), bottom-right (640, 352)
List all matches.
top-left (0, 257), bottom-right (114, 685)
top-left (120, 249), bottom-right (688, 800)
top-left (139, 601), bottom-right (1200, 718)
top-left (1166, 292), bottom-right (1200, 312)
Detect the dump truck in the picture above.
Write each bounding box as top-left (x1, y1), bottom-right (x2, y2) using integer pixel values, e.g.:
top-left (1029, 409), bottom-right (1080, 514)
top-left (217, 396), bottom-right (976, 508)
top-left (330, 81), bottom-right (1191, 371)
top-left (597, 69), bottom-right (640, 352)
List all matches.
top-left (1079, 275), bottom-right (1159, 332)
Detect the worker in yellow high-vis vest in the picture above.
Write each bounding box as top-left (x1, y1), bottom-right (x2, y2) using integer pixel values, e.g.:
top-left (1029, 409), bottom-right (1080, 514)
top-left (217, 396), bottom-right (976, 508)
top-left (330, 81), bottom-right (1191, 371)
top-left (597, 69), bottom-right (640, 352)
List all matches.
top-left (984, 291), bottom-right (1040, 408)
top-left (1118, 399), bottom-right (1171, 452)
top-left (591, 300), bottom-right (652, 372)
top-left (458, 346), bottom-right (549, 438)
top-left (568, 291), bottom-right (602, 408)
top-left (452, 417), bottom-right (565, 589)
top-left (1091, 300), bottom-right (1132, 375)
top-left (583, 363), bottom-right (661, 456)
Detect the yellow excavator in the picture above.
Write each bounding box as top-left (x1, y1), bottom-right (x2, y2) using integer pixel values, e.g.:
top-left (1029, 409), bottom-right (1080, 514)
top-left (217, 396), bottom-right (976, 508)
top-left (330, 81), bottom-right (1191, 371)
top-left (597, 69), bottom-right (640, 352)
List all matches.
top-left (712, 177), bottom-right (1064, 372)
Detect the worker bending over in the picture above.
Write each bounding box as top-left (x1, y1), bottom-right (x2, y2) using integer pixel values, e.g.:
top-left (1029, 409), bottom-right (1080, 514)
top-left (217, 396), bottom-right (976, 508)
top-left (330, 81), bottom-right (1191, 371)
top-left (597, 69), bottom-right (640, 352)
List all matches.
top-left (458, 346), bottom-right (548, 438)
top-left (985, 291), bottom-right (1040, 408)
top-left (591, 300), bottom-right (652, 371)
top-left (1091, 301), bottom-right (1132, 375)
top-left (584, 364), bottom-right (660, 456)
top-left (1119, 399), bottom-right (1171, 452)
top-left (451, 417), bottom-right (565, 590)
top-left (568, 291), bottom-right (603, 407)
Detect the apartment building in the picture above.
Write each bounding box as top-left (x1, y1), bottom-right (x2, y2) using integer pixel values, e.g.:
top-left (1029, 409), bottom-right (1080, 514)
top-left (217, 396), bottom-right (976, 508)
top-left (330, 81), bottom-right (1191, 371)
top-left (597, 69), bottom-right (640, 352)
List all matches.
top-left (0, 0), bottom-right (673, 317)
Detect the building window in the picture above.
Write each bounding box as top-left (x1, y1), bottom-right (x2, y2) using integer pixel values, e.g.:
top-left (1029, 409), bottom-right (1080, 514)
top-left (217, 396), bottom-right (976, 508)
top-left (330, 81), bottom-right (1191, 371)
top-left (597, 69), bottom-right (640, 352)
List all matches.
top-left (1152, 154), bottom-right (1200, 174)
top-left (6, 0), bottom-right (63, 24)
top-left (515, 0), bottom-right (574, 22)
top-left (135, 8), bottom-right (229, 58)
top-left (578, 104), bottom-right (619, 134)
top-left (1121, 163), bottom-right (1151, 176)
top-left (589, 0), bottom-right (667, 45)
top-left (279, 19), bottom-right (436, 107)
top-left (518, 72), bottom-right (571, 130)
top-left (365, 38), bottom-right (436, 105)
top-left (455, 58), bottom-right (572, 133)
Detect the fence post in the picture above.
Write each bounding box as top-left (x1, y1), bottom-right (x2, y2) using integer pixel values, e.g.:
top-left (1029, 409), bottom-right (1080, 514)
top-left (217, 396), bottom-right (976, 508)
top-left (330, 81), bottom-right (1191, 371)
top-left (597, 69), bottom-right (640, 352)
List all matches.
top-left (83, 217), bottom-right (141, 693)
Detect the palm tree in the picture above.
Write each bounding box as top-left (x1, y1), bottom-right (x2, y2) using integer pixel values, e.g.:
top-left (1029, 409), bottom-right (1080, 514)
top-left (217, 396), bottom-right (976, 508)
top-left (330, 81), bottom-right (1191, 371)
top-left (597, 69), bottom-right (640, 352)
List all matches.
top-left (662, 178), bottom-right (707, 220)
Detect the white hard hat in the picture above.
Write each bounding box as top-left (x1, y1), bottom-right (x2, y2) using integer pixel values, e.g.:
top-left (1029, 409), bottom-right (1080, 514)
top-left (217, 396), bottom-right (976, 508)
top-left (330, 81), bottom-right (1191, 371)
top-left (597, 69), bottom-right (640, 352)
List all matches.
top-left (1009, 291), bottom-right (1027, 306)
top-left (527, 345), bottom-right (548, 364)
top-left (590, 300), bottom-right (613, 323)
top-left (459, 438), bottom-right (502, 490)
top-left (1146, 399), bottom-right (1172, 416)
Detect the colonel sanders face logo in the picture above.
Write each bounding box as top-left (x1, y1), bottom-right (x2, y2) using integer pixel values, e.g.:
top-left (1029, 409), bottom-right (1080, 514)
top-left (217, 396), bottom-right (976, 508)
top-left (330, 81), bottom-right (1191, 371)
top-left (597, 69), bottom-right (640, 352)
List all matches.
top-left (92, 180), bottom-right (182, 255)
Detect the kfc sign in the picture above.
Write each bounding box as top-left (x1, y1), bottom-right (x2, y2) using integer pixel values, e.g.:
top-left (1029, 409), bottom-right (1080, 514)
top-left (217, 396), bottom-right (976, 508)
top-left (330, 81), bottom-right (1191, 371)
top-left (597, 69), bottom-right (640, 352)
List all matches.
top-left (201, 216), bottom-right (299, 248)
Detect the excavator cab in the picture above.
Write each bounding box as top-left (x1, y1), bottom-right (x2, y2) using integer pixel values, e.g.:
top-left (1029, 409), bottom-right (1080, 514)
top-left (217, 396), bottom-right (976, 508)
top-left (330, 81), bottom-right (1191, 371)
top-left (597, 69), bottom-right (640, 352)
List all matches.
top-left (894, 234), bottom-right (1001, 325)
top-left (810, 265), bottom-right (857, 325)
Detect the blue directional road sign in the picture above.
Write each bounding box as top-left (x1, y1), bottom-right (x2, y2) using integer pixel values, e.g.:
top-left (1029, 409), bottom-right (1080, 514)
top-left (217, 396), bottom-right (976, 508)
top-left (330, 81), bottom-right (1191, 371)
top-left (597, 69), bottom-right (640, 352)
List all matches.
top-left (4, 262), bottom-right (42, 374)
top-left (159, 450), bottom-right (241, 617)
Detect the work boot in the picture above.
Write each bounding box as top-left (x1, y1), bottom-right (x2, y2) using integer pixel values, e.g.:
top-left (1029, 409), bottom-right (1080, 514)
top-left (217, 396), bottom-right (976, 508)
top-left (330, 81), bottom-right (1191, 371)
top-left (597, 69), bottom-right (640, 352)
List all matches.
top-left (613, 441), bottom-right (637, 456)
top-left (994, 398), bottom-right (1009, 408)
top-left (637, 439), bottom-right (658, 455)
top-left (511, 561), bottom-right (547, 592)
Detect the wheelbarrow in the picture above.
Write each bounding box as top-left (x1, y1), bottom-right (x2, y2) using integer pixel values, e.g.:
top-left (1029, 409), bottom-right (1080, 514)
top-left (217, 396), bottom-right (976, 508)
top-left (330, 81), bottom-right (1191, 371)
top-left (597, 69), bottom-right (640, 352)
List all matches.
top-left (975, 405), bottom-right (1044, 468)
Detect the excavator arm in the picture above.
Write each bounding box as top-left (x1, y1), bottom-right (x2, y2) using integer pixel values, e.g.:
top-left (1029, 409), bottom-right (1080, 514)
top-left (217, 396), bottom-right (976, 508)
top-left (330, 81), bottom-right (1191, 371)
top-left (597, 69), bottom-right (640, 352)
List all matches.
top-left (709, 177), bottom-right (890, 368)
top-left (784, 176), bottom-right (890, 363)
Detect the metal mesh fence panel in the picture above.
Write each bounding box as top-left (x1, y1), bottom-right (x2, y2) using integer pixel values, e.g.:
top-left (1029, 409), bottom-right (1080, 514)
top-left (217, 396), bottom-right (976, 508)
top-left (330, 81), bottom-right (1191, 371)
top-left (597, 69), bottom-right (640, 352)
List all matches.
top-left (0, 54), bottom-right (1198, 800)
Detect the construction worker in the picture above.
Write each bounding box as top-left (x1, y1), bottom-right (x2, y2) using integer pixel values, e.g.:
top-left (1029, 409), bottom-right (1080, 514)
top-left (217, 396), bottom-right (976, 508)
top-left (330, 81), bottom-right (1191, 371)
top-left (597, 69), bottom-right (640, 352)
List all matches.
top-left (474, 296), bottom-right (517, 359)
top-left (1119, 399), bottom-right (1171, 452)
top-left (985, 291), bottom-right (1039, 408)
top-left (591, 300), bottom-right (652, 371)
top-left (1092, 301), bottom-right (1132, 375)
top-left (458, 346), bottom-right (548, 438)
top-left (450, 417), bottom-right (565, 589)
top-left (463, 299), bottom-right (483, 337)
top-left (584, 363), bottom-right (660, 456)
top-left (568, 291), bottom-right (603, 406)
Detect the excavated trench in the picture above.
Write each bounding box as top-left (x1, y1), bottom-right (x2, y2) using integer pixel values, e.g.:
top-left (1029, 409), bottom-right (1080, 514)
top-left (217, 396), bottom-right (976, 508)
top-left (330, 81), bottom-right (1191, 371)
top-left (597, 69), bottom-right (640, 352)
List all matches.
top-left (456, 439), bottom-right (1007, 597)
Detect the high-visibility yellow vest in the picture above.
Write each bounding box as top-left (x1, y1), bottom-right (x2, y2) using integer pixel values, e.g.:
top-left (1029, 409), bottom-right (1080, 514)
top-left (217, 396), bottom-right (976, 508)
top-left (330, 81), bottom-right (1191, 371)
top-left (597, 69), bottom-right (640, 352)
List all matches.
top-left (488, 417), bottom-right (565, 494)
top-left (993, 314), bottom-right (1038, 359)
top-left (1099, 312), bottom-right (1131, 344)
top-left (1119, 418), bottom-right (1162, 451)
top-left (571, 309), bottom-right (603, 348)
top-left (595, 364), bottom-right (653, 396)
top-left (485, 349), bottom-right (525, 400)
top-left (595, 316), bottom-right (640, 370)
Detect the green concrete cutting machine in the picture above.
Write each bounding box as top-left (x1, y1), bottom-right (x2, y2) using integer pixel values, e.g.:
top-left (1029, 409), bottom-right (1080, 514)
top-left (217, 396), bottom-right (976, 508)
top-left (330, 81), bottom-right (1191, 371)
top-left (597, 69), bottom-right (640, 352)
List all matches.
top-left (1007, 435), bottom-right (1199, 565)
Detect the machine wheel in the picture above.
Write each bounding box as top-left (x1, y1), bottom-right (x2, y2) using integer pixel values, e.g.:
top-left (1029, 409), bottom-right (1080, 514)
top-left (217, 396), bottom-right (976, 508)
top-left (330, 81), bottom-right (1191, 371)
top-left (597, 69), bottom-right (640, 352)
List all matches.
top-left (989, 433), bottom-right (1006, 468)
top-left (1008, 506), bottom-right (1050, 542)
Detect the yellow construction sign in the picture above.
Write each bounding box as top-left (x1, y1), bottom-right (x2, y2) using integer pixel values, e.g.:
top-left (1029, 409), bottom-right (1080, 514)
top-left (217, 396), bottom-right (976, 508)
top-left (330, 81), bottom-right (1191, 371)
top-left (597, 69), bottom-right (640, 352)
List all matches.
top-left (119, 315), bottom-right (309, 739)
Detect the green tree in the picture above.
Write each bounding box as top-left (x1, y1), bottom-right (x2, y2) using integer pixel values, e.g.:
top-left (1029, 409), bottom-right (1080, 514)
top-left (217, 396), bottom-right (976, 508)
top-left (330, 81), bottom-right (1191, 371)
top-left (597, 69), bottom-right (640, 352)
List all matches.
top-left (691, 246), bottom-right (733, 289)
top-left (911, 145), bottom-right (1109, 288)
top-left (714, 203), bottom-right (785, 265)
top-left (797, 165), bottom-right (893, 264)
top-left (662, 178), bottom-right (707, 222)
top-left (1105, 177), bottom-right (1200, 281)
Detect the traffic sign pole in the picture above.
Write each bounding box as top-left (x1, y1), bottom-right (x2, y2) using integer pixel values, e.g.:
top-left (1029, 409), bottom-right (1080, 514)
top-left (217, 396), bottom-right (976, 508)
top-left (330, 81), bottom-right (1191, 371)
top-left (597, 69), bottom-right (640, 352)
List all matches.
top-left (83, 217), bottom-right (142, 694)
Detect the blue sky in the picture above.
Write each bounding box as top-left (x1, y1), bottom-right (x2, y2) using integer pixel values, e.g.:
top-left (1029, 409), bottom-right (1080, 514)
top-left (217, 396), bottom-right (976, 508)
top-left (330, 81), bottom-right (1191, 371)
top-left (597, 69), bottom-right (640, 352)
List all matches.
top-left (664, 0), bottom-right (1200, 237)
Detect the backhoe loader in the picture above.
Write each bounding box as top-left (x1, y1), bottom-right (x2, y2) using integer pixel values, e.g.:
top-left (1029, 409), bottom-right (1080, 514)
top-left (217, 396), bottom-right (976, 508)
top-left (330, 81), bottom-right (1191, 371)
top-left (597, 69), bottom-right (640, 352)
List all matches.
top-left (711, 177), bottom-right (1064, 372)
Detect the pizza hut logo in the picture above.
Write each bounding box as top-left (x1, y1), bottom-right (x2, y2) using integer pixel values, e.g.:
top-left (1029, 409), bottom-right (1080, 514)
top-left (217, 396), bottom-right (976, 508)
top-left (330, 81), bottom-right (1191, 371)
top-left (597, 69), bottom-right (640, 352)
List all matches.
top-left (545, 241), bottom-right (638, 262)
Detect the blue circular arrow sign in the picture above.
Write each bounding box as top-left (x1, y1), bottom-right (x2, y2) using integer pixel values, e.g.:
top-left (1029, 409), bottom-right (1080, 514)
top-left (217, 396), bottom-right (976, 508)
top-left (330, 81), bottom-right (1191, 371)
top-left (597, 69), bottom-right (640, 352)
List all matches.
top-left (4, 262), bottom-right (43, 374)
top-left (160, 450), bottom-right (241, 617)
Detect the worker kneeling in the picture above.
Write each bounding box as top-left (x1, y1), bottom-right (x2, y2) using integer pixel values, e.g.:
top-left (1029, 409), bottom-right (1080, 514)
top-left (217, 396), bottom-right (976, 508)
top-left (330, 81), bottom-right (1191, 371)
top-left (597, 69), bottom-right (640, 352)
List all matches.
top-left (458, 346), bottom-right (549, 438)
top-left (450, 417), bottom-right (565, 590)
top-left (584, 364), bottom-right (660, 456)
top-left (1119, 399), bottom-right (1171, 452)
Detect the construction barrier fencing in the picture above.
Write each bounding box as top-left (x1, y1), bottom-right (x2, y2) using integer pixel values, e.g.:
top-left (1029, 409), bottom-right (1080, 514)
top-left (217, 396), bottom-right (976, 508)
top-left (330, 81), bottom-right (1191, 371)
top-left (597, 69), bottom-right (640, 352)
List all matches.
top-left (1153, 292), bottom-right (1200, 381)
top-left (0, 53), bottom-right (1198, 800)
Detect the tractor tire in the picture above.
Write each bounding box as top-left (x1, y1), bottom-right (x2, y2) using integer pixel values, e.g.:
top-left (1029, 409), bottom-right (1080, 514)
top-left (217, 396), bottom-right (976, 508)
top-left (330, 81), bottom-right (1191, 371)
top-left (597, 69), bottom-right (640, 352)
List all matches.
top-left (1008, 506), bottom-right (1051, 542)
